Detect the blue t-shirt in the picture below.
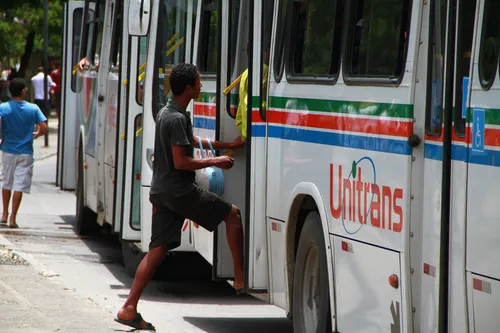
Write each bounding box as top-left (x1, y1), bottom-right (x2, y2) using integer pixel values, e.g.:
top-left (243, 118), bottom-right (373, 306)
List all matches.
top-left (0, 100), bottom-right (47, 155)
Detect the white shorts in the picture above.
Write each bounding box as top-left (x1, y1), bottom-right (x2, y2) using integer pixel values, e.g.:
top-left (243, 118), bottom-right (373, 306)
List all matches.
top-left (2, 152), bottom-right (34, 194)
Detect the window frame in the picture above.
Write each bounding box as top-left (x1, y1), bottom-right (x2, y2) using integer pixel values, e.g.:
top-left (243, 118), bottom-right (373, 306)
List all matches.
top-left (425, 0), bottom-right (448, 137)
top-left (273, 0), bottom-right (291, 83)
top-left (477, 0), bottom-right (499, 90)
top-left (109, 0), bottom-right (123, 68)
top-left (342, 0), bottom-right (412, 86)
top-left (71, 8), bottom-right (84, 92)
top-left (197, 0), bottom-right (221, 79)
top-left (225, 0), bottom-right (241, 119)
top-left (285, 0), bottom-right (341, 84)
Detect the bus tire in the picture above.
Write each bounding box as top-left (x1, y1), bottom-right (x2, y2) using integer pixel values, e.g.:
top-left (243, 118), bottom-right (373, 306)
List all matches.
top-left (75, 147), bottom-right (98, 236)
top-left (292, 211), bottom-right (332, 333)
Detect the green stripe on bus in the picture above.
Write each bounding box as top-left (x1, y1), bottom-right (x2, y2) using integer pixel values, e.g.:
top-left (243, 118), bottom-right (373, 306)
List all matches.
top-left (268, 96), bottom-right (413, 119)
top-left (485, 109), bottom-right (500, 126)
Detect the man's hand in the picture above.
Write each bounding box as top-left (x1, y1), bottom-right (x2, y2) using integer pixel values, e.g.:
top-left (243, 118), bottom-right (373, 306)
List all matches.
top-left (213, 156), bottom-right (235, 170)
top-left (230, 136), bottom-right (245, 149)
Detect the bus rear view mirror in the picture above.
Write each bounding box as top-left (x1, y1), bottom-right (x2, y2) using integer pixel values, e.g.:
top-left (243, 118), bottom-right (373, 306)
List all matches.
top-left (128, 0), bottom-right (151, 36)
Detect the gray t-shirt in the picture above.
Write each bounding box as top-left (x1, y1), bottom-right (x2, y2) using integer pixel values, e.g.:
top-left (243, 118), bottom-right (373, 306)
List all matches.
top-left (150, 100), bottom-right (195, 197)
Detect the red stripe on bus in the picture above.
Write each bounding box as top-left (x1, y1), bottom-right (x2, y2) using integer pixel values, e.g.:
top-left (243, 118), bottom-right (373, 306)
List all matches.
top-left (194, 103), bottom-right (216, 117)
top-left (266, 110), bottom-right (412, 137)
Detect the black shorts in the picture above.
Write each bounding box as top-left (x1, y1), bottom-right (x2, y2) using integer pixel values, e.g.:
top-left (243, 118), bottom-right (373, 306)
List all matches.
top-left (149, 186), bottom-right (232, 250)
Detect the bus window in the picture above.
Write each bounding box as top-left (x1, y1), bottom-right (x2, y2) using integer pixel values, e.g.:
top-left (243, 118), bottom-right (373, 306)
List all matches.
top-left (260, 0), bottom-right (275, 120)
top-left (198, 0), bottom-right (219, 74)
top-left (71, 8), bottom-right (84, 92)
top-left (84, 0), bottom-right (105, 67)
top-left (136, 36), bottom-right (148, 105)
top-left (454, 0), bottom-right (477, 137)
top-left (226, 0), bottom-right (241, 119)
top-left (109, 1), bottom-right (122, 67)
top-left (425, 0), bottom-right (447, 136)
top-left (274, 0), bottom-right (289, 82)
top-left (346, 0), bottom-right (410, 79)
top-left (289, 0), bottom-right (342, 77)
top-left (152, 0), bottom-right (198, 119)
top-left (478, 0), bottom-right (500, 89)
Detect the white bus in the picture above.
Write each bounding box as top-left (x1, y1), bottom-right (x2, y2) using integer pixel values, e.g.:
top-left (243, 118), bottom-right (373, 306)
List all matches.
top-left (186, 0), bottom-right (500, 332)
top-left (58, 0), bottom-right (500, 332)
top-left (56, 0), bottom-right (199, 275)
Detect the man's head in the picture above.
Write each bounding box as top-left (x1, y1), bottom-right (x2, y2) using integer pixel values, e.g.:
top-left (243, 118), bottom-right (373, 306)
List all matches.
top-left (38, 66), bottom-right (44, 73)
top-left (169, 63), bottom-right (201, 99)
top-left (9, 78), bottom-right (27, 99)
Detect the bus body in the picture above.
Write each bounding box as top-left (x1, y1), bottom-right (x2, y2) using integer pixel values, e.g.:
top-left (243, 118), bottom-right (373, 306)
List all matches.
top-left (57, 0), bottom-right (500, 331)
top-left (186, 0), bottom-right (500, 332)
top-left (57, 0), bottom-right (199, 274)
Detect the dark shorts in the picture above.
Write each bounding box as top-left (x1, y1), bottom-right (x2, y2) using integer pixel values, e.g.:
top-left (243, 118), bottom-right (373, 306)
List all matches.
top-left (149, 186), bottom-right (233, 250)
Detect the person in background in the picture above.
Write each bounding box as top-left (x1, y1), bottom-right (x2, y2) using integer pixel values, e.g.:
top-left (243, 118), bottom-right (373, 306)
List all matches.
top-left (0, 78), bottom-right (48, 228)
top-left (31, 66), bottom-right (56, 120)
top-left (50, 61), bottom-right (62, 117)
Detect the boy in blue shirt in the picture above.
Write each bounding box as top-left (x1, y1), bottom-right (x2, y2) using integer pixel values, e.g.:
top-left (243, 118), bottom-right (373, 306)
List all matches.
top-left (0, 78), bottom-right (48, 228)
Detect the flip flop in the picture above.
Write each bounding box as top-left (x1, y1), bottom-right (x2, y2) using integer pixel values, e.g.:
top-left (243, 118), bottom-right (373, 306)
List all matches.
top-left (0, 220), bottom-right (7, 224)
top-left (114, 313), bottom-right (156, 331)
top-left (9, 224), bottom-right (18, 229)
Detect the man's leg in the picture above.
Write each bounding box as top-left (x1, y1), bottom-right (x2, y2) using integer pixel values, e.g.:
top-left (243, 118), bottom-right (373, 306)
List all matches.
top-left (1, 153), bottom-right (14, 223)
top-left (2, 188), bottom-right (11, 222)
top-left (9, 191), bottom-right (22, 227)
top-left (224, 205), bottom-right (245, 291)
top-left (117, 244), bottom-right (168, 326)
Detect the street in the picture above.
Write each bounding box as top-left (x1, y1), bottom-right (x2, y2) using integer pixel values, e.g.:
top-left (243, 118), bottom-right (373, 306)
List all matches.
top-left (0, 121), bottom-right (292, 333)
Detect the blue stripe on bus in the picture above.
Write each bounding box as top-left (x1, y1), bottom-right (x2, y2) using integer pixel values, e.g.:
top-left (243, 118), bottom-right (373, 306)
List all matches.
top-left (268, 125), bottom-right (411, 155)
top-left (194, 117), bottom-right (216, 130)
top-left (424, 143), bottom-right (500, 167)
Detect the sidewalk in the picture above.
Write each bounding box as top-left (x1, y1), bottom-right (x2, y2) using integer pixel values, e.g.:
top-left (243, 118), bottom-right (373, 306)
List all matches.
top-left (0, 237), bottom-right (123, 333)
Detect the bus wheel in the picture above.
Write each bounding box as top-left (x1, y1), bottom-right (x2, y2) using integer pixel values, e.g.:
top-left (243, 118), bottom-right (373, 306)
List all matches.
top-left (293, 211), bottom-right (332, 333)
top-left (75, 150), bottom-right (98, 236)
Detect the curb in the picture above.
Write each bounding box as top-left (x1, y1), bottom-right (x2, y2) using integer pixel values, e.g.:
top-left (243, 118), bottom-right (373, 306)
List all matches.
top-left (0, 233), bottom-right (60, 278)
top-left (34, 152), bottom-right (58, 161)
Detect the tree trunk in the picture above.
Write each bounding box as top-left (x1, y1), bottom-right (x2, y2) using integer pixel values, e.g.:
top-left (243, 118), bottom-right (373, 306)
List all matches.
top-left (18, 31), bottom-right (36, 78)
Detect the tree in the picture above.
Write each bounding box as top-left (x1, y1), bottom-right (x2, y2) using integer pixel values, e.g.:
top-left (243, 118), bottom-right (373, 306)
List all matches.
top-left (0, 0), bottom-right (64, 76)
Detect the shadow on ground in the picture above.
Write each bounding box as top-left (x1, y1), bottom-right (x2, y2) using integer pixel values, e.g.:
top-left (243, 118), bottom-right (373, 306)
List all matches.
top-left (57, 214), bottom-right (263, 306)
top-left (183, 316), bottom-right (294, 333)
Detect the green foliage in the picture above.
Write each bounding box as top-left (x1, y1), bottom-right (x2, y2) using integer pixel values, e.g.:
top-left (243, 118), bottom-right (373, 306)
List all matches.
top-left (0, 0), bottom-right (64, 63)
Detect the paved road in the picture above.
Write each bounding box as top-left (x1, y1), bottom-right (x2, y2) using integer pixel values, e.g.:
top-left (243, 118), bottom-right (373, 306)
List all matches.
top-left (0, 153), bottom-right (292, 333)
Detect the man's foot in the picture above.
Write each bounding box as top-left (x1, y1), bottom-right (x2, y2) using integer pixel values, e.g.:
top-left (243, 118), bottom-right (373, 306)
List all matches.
top-left (1, 213), bottom-right (8, 224)
top-left (116, 307), bottom-right (155, 331)
top-left (9, 217), bottom-right (18, 229)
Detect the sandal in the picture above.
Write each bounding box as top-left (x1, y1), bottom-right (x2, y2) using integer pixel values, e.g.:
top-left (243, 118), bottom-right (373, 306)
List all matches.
top-left (9, 223), bottom-right (18, 229)
top-left (114, 313), bottom-right (156, 331)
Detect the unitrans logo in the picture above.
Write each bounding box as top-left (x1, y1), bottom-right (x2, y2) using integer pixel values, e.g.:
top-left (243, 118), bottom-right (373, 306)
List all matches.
top-left (329, 157), bottom-right (403, 234)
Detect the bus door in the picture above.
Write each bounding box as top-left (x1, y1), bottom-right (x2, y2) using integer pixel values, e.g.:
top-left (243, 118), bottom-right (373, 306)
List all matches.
top-left (419, 0), bottom-right (478, 331)
top-left (462, 1), bottom-right (500, 331)
top-left (190, 0), bottom-right (224, 272)
top-left (57, 0), bottom-right (84, 190)
top-left (138, 0), bottom-right (198, 252)
top-left (103, 0), bottom-right (123, 232)
top-left (244, 0), bottom-right (275, 294)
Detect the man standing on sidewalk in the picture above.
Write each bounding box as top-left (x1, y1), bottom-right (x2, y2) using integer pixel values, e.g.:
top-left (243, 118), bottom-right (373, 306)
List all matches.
top-left (0, 78), bottom-right (48, 228)
top-left (31, 66), bottom-right (56, 125)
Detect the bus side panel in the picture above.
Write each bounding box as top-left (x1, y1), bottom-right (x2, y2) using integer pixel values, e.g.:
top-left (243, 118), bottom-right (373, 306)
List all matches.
top-left (334, 236), bottom-right (404, 333)
top-left (58, 1), bottom-right (84, 191)
top-left (103, 71), bottom-right (119, 225)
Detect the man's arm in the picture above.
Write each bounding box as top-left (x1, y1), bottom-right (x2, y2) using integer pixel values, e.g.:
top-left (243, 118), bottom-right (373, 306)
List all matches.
top-left (193, 136), bottom-right (245, 150)
top-left (33, 121), bottom-right (48, 139)
top-left (172, 145), bottom-right (234, 171)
